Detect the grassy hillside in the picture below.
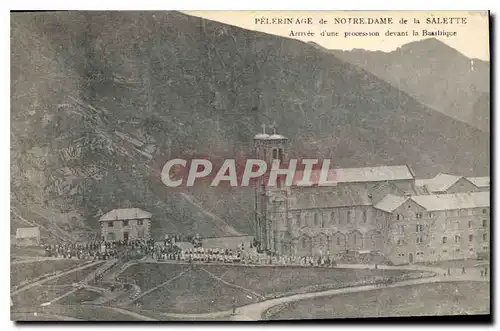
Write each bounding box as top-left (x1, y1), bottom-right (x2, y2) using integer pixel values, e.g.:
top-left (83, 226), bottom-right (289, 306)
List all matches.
top-left (11, 12), bottom-right (490, 237)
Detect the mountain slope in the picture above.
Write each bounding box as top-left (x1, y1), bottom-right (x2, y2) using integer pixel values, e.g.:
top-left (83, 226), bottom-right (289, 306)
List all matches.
top-left (11, 12), bottom-right (490, 238)
top-left (328, 38), bottom-right (490, 132)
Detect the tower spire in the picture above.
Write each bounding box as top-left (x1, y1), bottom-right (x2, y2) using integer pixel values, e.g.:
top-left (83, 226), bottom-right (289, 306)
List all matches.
top-left (261, 123), bottom-right (266, 134)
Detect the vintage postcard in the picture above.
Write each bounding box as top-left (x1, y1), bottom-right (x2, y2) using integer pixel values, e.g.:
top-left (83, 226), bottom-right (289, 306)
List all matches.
top-left (10, 10), bottom-right (490, 321)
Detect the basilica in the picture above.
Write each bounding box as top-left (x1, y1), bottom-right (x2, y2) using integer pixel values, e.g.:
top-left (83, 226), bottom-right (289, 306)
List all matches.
top-left (252, 130), bottom-right (490, 265)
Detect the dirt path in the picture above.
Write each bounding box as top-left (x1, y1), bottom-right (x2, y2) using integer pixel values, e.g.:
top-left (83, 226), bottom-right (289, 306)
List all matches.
top-left (107, 307), bottom-right (157, 321)
top-left (232, 274), bottom-right (487, 320)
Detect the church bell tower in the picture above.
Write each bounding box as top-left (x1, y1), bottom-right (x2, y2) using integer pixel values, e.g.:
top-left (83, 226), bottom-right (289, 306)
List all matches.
top-left (252, 123), bottom-right (289, 253)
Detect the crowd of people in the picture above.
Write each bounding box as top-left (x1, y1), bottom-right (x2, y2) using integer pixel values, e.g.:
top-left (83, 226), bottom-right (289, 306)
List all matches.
top-left (43, 239), bottom-right (157, 260)
top-left (42, 236), bottom-right (340, 268)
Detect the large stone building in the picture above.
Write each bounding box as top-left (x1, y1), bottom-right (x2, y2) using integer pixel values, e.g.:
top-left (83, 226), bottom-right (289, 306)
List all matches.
top-left (99, 208), bottom-right (151, 242)
top-left (253, 130), bottom-right (490, 265)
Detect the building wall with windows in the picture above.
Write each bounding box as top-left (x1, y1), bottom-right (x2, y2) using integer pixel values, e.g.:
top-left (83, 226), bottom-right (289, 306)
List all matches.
top-left (98, 208), bottom-right (152, 242)
top-left (427, 207), bottom-right (489, 263)
top-left (100, 218), bottom-right (151, 242)
top-left (380, 194), bottom-right (490, 265)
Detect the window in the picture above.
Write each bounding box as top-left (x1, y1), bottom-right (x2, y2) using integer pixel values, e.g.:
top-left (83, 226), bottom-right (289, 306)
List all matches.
top-left (482, 219), bottom-right (487, 228)
top-left (456, 248), bottom-right (460, 252)
top-left (353, 234), bottom-right (357, 245)
top-left (337, 236), bottom-right (341, 246)
top-left (416, 237), bottom-right (423, 244)
top-left (137, 220), bottom-right (143, 226)
top-left (428, 212), bottom-right (432, 217)
top-left (468, 221), bottom-right (473, 228)
top-left (416, 224), bottom-right (424, 232)
top-left (396, 214), bottom-right (401, 220)
top-left (302, 237), bottom-right (307, 248)
top-left (399, 225), bottom-right (405, 234)
top-left (314, 213), bottom-right (319, 227)
top-left (272, 149), bottom-right (278, 160)
top-left (442, 236), bottom-right (447, 244)
top-left (362, 210), bottom-right (367, 223)
top-left (296, 214), bottom-right (301, 227)
top-left (330, 212), bottom-right (335, 224)
top-left (321, 215), bottom-right (325, 228)
top-left (483, 233), bottom-right (488, 241)
top-left (455, 235), bottom-right (460, 243)
top-left (482, 209), bottom-right (487, 214)
top-left (123, 220), bottom-right (128, 227)
top-left (108, 221), bottom-right (113, 228)
top-left (416, 212), bottom-right (422, 219)
top-left (397, 239), bottom-right (404, 246)
top-left (347, 211), bottom-right (352, 223)
top-left (469, 235), bottom-right (473, 242)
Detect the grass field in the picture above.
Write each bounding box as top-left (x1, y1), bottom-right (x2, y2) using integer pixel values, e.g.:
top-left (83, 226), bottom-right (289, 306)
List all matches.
top-left (57, 289), bottom-right (102, 305)
top-left (265, 281), bottom-right (490, 320)
top-left (43, 261), bottom-right (104, 286)
top-left (11, 259), bottom-right (83, 288)
top-left (122, 263), bottom-right (426, 314)
top-left (12, 285), bottom-right (75, 308)
top-left (11, 304), bottom-right (141, 321)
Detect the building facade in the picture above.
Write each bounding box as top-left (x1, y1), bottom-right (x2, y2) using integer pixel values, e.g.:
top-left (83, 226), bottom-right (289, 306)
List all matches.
top-left (15, 227), bottom-right (41, 246)
top-left (99, 208), bottom-right (151, 242)
top-left (253, 130), bottom-right (490, 265)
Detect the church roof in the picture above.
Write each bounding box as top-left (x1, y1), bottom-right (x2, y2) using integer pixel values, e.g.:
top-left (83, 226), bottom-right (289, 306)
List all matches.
top-left (290, 185), bottom-right (372, 209)
top-left (253, 133), bottom-right (270, 140)
top-left (268, 134), bottom-right (287, 140)
top-left (415, 173), bottom-right (464, 193)
top-left (411, 192), bottom-right (489, 211)
top-left (99, 208), bottom-right (151, 222)
top-left (374, 192), bottom-right (489, 213)
top-left (467, 176), bottom-right (490, 188)
top-left (374, 194), bottom-right (410, 213)
top-left (292, 165), bottom-right (414, 186)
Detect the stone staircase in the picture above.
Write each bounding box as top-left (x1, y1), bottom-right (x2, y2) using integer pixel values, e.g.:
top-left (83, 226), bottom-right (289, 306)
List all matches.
top-left (82, 259), bottom-right (118, 284)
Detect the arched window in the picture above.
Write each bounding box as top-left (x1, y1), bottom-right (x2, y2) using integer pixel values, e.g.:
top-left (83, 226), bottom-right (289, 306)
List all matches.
top-left (362, 210), bottom-right (367, 223)
top-left (296, 214), bottom-right (301, 227)
top-left (302, 237), bottom-right (308, 248)
top-left (353, 234), bottom-right (357, 245)
top-left (347, 211), bottom-right (352, 223)
top-left (330, 212), bottom-right (335, 224)
top-left (336, 236), bottom-right (341, 246)
top-left (314, 213), bottom-right (319, 227)
top-left (321, 214), bottom-right (325, 228)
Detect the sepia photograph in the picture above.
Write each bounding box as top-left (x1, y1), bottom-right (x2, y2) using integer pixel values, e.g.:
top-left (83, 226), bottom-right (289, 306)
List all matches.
top-left (9, 10), bottom-right (491, 322)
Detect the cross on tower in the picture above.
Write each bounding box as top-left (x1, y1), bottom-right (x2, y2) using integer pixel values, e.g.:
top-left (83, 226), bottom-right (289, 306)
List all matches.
top-left (271, 121), bottom-right (277, 134)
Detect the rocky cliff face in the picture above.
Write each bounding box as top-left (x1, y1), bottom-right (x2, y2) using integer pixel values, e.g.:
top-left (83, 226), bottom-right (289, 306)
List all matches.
top-left (11, 12), bottom-right (489, 238)
top-left (328, 38), bottom-right (490, 132)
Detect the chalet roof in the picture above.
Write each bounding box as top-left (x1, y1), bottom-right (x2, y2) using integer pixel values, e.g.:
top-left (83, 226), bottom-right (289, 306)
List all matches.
top-left (411, 192), bottom-right (490, 211)
top-left (99, 208), bottom-right (151, 222)
top-left (373, 194), bottom-right (410, 213)
top-left (16, 227), bottom-right (40, 239)
top-left (467, 176), bottom-right (490, 188)
top-left (292, 165), bottom-right (414, 186)
top-left (415, 173), bottom-right (464, 193)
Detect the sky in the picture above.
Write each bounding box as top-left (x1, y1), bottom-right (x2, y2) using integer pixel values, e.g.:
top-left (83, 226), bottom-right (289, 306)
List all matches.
top-left (184, 11), bottom-right (490, 61)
